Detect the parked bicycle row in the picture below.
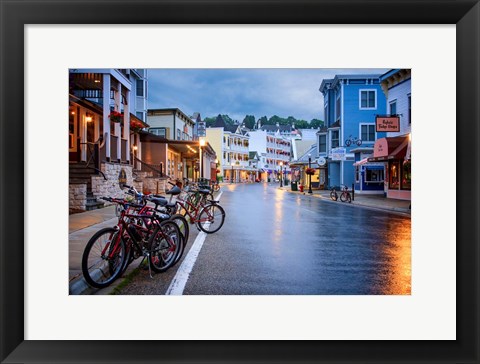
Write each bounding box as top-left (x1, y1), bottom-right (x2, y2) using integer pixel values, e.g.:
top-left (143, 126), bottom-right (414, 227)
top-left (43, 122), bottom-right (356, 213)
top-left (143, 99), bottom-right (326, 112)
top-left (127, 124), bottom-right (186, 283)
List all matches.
top-left (81, 181), bottom-right (225, 289)
top-left (330, 185), bottom-right (352, 203)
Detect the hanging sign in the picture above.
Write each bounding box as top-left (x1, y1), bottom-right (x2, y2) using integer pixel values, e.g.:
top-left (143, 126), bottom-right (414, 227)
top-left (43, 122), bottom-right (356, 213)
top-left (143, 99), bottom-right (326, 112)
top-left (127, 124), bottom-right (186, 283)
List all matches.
top-left (376, 116), bottom-right (400, 132)
top-left (197, 122), bottom-right (206, 137)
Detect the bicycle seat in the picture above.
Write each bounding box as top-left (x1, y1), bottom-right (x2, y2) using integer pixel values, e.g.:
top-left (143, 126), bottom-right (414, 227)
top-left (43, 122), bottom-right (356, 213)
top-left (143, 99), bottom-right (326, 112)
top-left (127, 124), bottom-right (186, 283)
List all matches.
top-left (166, 186), bottom-right (181, 195)
top-left (149, 196), bottom-right (168, 207)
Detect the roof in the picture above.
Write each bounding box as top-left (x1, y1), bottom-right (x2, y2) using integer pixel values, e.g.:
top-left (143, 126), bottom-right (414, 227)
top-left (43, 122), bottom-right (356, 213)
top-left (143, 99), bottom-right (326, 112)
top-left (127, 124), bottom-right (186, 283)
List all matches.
top-left (297, 144), bottom-right (317, 162)
top-left (292, 140), bottom-right (316, 160)
top-left (329, 120), bottom-right (341, 128)
top-left (249, 151), bottom-right (259, 159)
top-left (147, 108), bottom-right (194, 124)
top-left (224, 125), bottom-right (239, 133)
top-left (212, 115), bottom-right (226, 127)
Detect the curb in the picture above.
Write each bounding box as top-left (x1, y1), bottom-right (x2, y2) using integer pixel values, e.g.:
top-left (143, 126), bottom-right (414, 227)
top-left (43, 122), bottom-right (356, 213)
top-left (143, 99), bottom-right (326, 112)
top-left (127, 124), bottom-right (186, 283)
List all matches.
top-left (284, 188), bottom-right (411, 216)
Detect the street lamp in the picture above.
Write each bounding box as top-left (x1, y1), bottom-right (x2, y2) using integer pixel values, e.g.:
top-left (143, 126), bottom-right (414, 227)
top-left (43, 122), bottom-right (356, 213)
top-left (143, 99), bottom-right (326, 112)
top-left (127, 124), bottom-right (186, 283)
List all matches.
top-left (308, 153), bottom-right (313, 194)
top-left (284, 164), bottom-right (286, 186)
top-left (279, 162), bottom-right (283, 187)
top-left (231, 162), bottom-right (234, 183)
top-left (199, 138), bottom-right (206, 179)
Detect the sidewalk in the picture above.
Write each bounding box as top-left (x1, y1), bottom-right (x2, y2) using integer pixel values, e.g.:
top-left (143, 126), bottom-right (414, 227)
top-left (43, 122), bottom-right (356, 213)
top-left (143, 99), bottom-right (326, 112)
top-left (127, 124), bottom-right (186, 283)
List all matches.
top-left (69, 205), bottom-right (118, 295)
top-left (281, 185), bottom-right (411, 215)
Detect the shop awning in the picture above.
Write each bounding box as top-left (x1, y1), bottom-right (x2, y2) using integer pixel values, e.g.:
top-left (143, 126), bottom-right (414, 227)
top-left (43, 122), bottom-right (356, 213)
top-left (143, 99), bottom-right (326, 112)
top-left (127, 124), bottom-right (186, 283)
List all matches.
top-left (368, 135), bottom-right (409, 162)
top-left (353, 158), bottom-right (369, 166)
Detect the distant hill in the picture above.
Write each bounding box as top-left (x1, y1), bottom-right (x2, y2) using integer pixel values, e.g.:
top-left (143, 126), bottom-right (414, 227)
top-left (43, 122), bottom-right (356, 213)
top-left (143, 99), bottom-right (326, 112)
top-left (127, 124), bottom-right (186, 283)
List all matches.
top-left (203, 114), bottom-right (323, 129)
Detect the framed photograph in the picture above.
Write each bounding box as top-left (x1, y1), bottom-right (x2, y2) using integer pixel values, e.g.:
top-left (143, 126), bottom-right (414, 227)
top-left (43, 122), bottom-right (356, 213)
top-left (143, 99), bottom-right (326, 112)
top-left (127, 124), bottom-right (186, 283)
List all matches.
top-left (1, 0), bottom-right (478, 363)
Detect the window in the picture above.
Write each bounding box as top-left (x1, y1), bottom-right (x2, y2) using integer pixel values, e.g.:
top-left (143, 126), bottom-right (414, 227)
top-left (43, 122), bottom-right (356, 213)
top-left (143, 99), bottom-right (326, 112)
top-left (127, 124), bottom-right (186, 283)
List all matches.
top-left (69, 106), bottom-right (77, 150)
top-left (355, 166), bottom-right (360, 183)
top-left (177, 129), bottom-right (181, 140)
top-left (335, 95), bottom-right (341, 121)
top-left (360, 90), bottom-right (376, 109)
top-left (389, 100), bottom-right (397, 115)
top-left (324, 105), bottom-right (328, 124)
top-left (360, 124), bottom-right (375, 142)
top-left (408, 94), bottom-right (411, 124)
top-left (331, 130), bottom-right (339, 148)
top-left (136, 79), bottom-right (144, 97)
top-left (389, 161), bottom-right (400, 189)
top-left (136, 112), bottom-right (144, 121)
top-left (149, 127), bottom-right (166, 137)
top-left (365, 169), bottom-right (384, 182)
top-left (318, 134), bottom-right (327, 153)
top-left (402, 160), bottom-right (411, 190)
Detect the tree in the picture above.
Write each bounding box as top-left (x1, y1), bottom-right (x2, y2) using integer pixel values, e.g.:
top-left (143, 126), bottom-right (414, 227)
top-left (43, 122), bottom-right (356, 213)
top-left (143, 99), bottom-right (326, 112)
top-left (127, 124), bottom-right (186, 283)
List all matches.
top-left (310, 119), bottom-right (325, 128)
top-left (242, 115), bottom-right (256, 129)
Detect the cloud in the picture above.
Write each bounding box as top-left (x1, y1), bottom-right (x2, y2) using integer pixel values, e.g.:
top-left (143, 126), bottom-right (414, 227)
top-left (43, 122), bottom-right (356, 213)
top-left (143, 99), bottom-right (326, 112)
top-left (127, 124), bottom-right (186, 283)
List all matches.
top-left (147, 68), bottom-right (388, 122)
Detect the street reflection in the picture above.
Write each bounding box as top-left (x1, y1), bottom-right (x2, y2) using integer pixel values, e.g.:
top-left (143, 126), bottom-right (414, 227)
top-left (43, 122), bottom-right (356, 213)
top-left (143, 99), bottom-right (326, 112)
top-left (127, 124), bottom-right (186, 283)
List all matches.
top-left (377, 220), bottom-right (411, 295)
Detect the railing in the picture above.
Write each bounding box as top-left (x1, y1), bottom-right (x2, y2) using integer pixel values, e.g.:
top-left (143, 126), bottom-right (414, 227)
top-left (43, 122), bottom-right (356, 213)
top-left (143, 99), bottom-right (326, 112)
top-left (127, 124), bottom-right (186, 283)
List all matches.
top-left (133, 155), bottom-right (163, 177)
top-left (80, 136), bottom-right (107, 180)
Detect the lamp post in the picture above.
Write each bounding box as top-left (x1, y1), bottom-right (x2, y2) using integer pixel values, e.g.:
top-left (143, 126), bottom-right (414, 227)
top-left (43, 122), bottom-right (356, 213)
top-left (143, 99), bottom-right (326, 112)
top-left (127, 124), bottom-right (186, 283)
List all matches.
top-left (308, 153), bottom-right (313, 194)
top-left (279, 162), bottom-right (283, 187)
top-left (231, 162), bottom-right (234, 183)
top-left (199, 138), bottom-right (206, 180)
top-left (284, 164), bottom-right (286, 186)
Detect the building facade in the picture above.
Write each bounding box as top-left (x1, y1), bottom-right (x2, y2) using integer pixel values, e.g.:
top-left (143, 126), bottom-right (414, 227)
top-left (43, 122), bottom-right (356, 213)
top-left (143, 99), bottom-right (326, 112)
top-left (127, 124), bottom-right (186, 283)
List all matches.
top-left (147, 108), bottom-right (195, 141)
top-left (368, 69), bottom-right (412, 200)
top-left (319, 74), bottom-right (387, 190)
top-left (69, 69), bottom-right (149, 212)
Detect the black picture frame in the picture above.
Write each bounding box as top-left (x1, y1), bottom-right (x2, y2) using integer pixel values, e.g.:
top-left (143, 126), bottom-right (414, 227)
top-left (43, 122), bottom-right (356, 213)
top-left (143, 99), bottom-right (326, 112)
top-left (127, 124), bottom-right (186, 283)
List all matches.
top-left (1, 0), bottom-right (478, 363)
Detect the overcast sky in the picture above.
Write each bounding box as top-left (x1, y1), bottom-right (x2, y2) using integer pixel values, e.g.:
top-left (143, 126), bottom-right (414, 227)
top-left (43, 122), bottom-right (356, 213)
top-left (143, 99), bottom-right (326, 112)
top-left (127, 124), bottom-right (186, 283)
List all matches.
top-left (147, 68), bottom-right (389, 122)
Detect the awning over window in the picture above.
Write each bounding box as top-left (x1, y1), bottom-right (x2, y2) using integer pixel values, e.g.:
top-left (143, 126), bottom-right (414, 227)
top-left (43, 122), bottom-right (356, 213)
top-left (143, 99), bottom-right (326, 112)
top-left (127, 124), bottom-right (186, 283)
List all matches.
top-left (368, 135), bottom-right (409, 162)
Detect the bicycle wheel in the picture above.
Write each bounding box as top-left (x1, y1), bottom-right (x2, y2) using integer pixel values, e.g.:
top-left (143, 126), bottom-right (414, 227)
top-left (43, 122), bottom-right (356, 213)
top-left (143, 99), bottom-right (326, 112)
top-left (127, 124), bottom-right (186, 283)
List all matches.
top-left (346, 193), bottom-right (352, 203)
top-left (169, 214), bottom-right (190, 265)
top-left (356, 139), bottom-right (362, 146)
top-left (81, 227), bottom-right (126, 289)
top-left (148, 221), bottom-right (181, 273)
top-left (197, 204), bottom-right (225, 234)
top-left (345, 139), bottom-right (351, 147)
top-left (330, 189), bottom-right (338, 201)
top-left (213, 184), bottom-right (220, 192)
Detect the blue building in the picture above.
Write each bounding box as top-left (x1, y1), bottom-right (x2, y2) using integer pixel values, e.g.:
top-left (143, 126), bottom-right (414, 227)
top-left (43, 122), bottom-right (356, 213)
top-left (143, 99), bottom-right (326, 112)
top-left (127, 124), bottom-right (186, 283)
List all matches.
top-left (318, 74), bottom-right (387, 191)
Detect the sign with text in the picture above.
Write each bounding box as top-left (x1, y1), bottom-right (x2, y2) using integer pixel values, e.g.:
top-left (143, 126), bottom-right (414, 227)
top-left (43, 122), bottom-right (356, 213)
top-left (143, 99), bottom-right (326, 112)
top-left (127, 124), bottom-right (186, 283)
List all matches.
top-left (376, 116), bottom-right (400, 132)
top-left (331, 147), bottom-right (346, 161)
top-left (197, 121), bottom-right (206, 137)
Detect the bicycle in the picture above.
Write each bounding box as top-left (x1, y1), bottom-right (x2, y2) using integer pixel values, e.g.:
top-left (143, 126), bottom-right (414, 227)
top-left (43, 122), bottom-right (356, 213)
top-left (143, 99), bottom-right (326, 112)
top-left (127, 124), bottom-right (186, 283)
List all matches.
top-left (81, 196), bottom-right (181, 289)
top-left (345, 135), bottom-right (362, 147)
top-left (124, 184), bottom-right (189, 267)
top-left (174, 187), bottom-right (226, 234)
top-left (211, 180), bottom-right (220, 192)
top-left (330, 187), bottom-right (338, 201)
top-left (339, 185), bottom-right (352, 203)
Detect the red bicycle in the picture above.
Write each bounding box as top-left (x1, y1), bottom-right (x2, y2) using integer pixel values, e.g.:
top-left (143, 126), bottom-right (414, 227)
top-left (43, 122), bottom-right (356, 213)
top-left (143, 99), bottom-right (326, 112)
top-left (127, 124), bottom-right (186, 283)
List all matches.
top-left (81, 197), bottom-right (181, 289)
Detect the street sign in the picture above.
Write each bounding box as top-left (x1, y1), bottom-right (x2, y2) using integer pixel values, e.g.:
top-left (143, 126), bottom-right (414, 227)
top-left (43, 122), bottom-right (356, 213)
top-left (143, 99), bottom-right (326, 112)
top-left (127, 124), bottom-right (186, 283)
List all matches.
top-left (317, 157), bottom-right (326, 166)
top-left (197, 121), bottom-right (206, 137)
top-left (331, 147), bottom-right (346, 161)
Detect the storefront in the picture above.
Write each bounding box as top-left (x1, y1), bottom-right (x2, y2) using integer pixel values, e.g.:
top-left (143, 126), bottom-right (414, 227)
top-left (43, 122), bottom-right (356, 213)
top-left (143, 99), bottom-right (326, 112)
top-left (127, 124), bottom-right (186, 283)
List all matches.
top-left (353, 158), bottom-right (385, 195)
top-left (368, 135), bottom-right (411, 200)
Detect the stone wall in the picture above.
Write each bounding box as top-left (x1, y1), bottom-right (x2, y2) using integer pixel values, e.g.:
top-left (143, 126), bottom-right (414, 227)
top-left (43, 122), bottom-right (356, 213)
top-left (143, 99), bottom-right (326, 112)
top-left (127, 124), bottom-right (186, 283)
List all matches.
top-left (91, 163), bottom-right (134, 204)
top-left (134, 171), bottom-right (167, 195)
top-left (69, 183), bottom-right (86, 213)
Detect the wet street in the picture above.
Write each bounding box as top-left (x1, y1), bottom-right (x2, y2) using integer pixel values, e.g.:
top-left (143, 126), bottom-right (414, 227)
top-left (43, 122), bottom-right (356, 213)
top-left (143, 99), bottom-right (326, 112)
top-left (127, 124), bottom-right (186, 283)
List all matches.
top-left (119, 183), bottom-right (411, 295)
